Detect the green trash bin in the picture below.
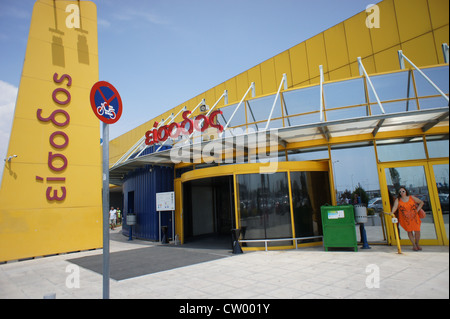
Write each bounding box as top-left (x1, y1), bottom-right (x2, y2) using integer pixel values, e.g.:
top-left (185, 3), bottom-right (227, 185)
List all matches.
top-left (321, 205), bottom-right (358, 252)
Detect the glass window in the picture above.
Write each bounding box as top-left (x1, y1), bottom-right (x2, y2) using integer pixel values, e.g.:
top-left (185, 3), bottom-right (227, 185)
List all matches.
top-left (331, 144), bottom-right (383, 242)
top-left (323, 78), bottom-right (366, 108)
top-left (246, 94), bottom-right (281, 123)
top-left (418, 96), bottom-right (449, 110)
top-left (237, 172), bottom-right (292, 247)
top-left (219, 103), bottom-right (245, 128)
top-left (290, 171), bottom-right (331, 241)
top-left (286, 112), bottom-right (320, 126)
top-left (414, 66), bottom-right (449, 97)
top-left (426, 135), bottom-right (449, 158)
top-left (368, 71), bottom-right (415, 102)
top-left (384, 166), bottom-right (437, 240)
top-left (370, 99), bottom-right (418, 115)
top-left (331, 144), bottom-right (380, 199)
top-left (376, 138), bottom-right (426, 162)
top-left (325, 106), bottom-right (368, 121)
top-left (287, 147), bottom-right (329, 161)
top-left (282, 86), bottom-right (320, 115)
top-left (265, 118), bottom-right (284, 130)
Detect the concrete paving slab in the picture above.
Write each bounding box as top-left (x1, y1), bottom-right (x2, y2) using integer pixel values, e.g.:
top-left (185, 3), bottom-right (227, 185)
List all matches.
top-left (0, 227), bottom-right (448, 300)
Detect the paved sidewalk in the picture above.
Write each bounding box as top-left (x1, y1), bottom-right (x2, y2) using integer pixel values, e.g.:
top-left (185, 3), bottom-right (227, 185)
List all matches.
top-left (0, 227), bottom-right (448, 299)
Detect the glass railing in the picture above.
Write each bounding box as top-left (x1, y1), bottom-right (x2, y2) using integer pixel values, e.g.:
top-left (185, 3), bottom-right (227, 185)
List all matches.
top-left (162, 65), bottom-right (449, 151)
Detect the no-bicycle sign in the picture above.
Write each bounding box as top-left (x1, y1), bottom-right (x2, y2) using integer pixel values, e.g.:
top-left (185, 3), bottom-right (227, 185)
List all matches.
top-left (90, 81), bottom-right (122, 124)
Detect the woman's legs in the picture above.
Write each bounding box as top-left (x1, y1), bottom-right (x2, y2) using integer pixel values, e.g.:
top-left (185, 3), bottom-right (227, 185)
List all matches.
top-left (407, 231), bottom-right (418, 250)
top-left (414, 231), bottom-right (421, 250)
top-left (407, 231), bottom-right (421, 250)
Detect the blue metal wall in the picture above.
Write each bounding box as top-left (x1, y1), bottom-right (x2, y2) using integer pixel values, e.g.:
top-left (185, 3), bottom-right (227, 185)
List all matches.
top-left (122, 165), bottom-right (174, 241)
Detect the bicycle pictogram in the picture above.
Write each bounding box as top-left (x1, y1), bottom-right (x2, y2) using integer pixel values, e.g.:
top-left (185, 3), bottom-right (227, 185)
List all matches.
top-left (97, 102), bottom-right (116, 120)
top-left (90, 81), bottom-right (122, 124)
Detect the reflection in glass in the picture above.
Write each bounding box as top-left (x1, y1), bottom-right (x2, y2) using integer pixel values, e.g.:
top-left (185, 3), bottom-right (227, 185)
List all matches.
top-left (418, 96), bottom-right (449, 110)
top-left (377, 139), bottom-right (426, 162)
top-left (324, 78), bottom-right (366, 108)
top-left (290, 171), bottom-right (331, 241)
top-left (283, 86), bottom-right (320, 116)
top-left (246, 95), bottom-right (280, 123)
top-left (370, 99), bottom-right (417, 115)
top-left (368, 71), bottom-right (415, 102)
top-left (414, 66), bottom-right (449, 97)
top-left (432, 164), bottom-right (449, 240)
top-left (287, 147), bottom-right (329, 161)
top-left (219, 103), bottom-right (245, 128)
top-left (426, 135), bottom-right (449, 158)
top-left (286, 112), bottom-right (320, 126)
top-left (237, 173), bottom-right (292, 247)
top-left (384, 166), bottom-right (437, 240)
top-left (331, 145), bottom-right (383, 242)
top-left (325, 106), bottom-right (368, 121)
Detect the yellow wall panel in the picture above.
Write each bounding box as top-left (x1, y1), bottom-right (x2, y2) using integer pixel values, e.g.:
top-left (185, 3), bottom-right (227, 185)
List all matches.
top-left (329, 65), bottom-right (352, 81)
top-left (260, 58), bottom-right (277, 94)
top-left (274, 50), bottom-right (292, 88)
top-left (235, 71), bottom-right (250, 101)
top-left (205, 87), bottom-right (216, 107)
top-left (370, 0), bottom-right (400, 53)
top-left (402, 32), bottom-right (438, 67)
top-left (289, 42), bottom-right (310, 86)
top-left (344, 12), bottom-right (374, 61)
top-left (434, 25), bottom-right (449, 64)
top-left (324, 23), bottom-right (350, 71)
top-left (247, 65), bottom-right (262, 97)
top-left (373, 45), bottom-right (401, 73)
top-left (224, 77), bottom-right (237, 104)
top-left (214, 82), bottom-right (226, 104)
top-left (306, 33), bottom-right (328, 78)
top-left (428, 0), bottom-right (449, 29)
top-left (394, 0), bottom-right (432, 42)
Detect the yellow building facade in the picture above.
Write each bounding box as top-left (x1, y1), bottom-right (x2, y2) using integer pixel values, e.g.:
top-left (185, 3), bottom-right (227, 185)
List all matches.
top-left (0, 0), bottom-right (101, 262)
top-left (111, 0), bottom-right (449, 251)
top-left (110, 0), bottom-right (449, 164)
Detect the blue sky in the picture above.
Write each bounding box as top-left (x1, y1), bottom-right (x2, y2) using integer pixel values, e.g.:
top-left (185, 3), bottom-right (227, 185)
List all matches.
top-left (0, 0), bottom-right (382, 183)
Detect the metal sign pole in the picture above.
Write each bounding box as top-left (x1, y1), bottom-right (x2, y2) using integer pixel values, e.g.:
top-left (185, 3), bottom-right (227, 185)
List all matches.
top-left (102, 122), bottom-right (110, 299)
top-left (90, 80), bottom-right (122, 300)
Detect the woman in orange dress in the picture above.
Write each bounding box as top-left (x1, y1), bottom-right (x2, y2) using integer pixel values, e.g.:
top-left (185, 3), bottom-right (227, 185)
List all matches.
top-left (389, 186), bottom-right (424, 251)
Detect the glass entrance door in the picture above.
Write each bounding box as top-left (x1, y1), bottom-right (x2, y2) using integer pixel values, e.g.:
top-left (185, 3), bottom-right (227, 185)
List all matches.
top-left (430, 162), bottom-right (449, 245)
top-left (379, 161), bottom-right (447, 246)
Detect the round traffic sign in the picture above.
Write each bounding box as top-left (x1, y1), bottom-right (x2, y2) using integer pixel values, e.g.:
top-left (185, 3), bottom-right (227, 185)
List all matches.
top-left (90, 81), bottom-right (122, 124)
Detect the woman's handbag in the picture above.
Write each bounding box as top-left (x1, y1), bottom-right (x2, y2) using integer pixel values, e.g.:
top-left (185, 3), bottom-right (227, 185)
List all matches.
top-left (418, 209), bottom-right (426, 219)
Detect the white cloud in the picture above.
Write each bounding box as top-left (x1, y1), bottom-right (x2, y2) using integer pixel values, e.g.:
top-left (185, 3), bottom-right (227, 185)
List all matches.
top-left (0, 80), bottom-right (18, 188)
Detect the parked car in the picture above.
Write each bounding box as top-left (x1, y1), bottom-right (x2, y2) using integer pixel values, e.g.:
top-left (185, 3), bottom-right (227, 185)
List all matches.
top-left (415, 194), bottom-right (431, 211)
top-left (439, 194), bottom-right (449, 214)
top-left (368, 197), bottom-right (383, 212)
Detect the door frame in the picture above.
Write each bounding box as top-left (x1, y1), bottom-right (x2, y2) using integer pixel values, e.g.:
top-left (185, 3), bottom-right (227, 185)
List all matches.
top-left (378, 159), bottom-right (449, 246)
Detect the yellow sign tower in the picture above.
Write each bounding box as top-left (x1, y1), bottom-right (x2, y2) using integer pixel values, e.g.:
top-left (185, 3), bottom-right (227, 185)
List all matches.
top-left (0, 0), bottom-right (101, 262)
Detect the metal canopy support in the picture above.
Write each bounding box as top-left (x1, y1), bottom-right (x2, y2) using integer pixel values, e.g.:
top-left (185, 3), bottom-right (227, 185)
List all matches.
top-left (264, 74), bottom-right (287, 131)
top-left (148, 106), bottom-right (187, 153)
top-left (372, 119), bottom-right (385, 137)
top-left (442, 43), bottom-right (449, 64)
top-left (318, 125), bottom-right (330, 141)
top-left (112, 114), bottom-right (173, 167)
top-left (358, 57), bottom-right (386, 114)
top-left (170, 99), bottom-right (206, 147)
top-left (421, 111), bottom-right (449, 132)
top-left (183, 90), bottom-right (228, 145)
top-left (398, 50), bottom-right (449, 103)
top-left (220, 82), bottom-right (255, 137)
top-left (134, 113), bottom-right (175, 158)
top-left (319, 65), bottom-right (325, 122)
